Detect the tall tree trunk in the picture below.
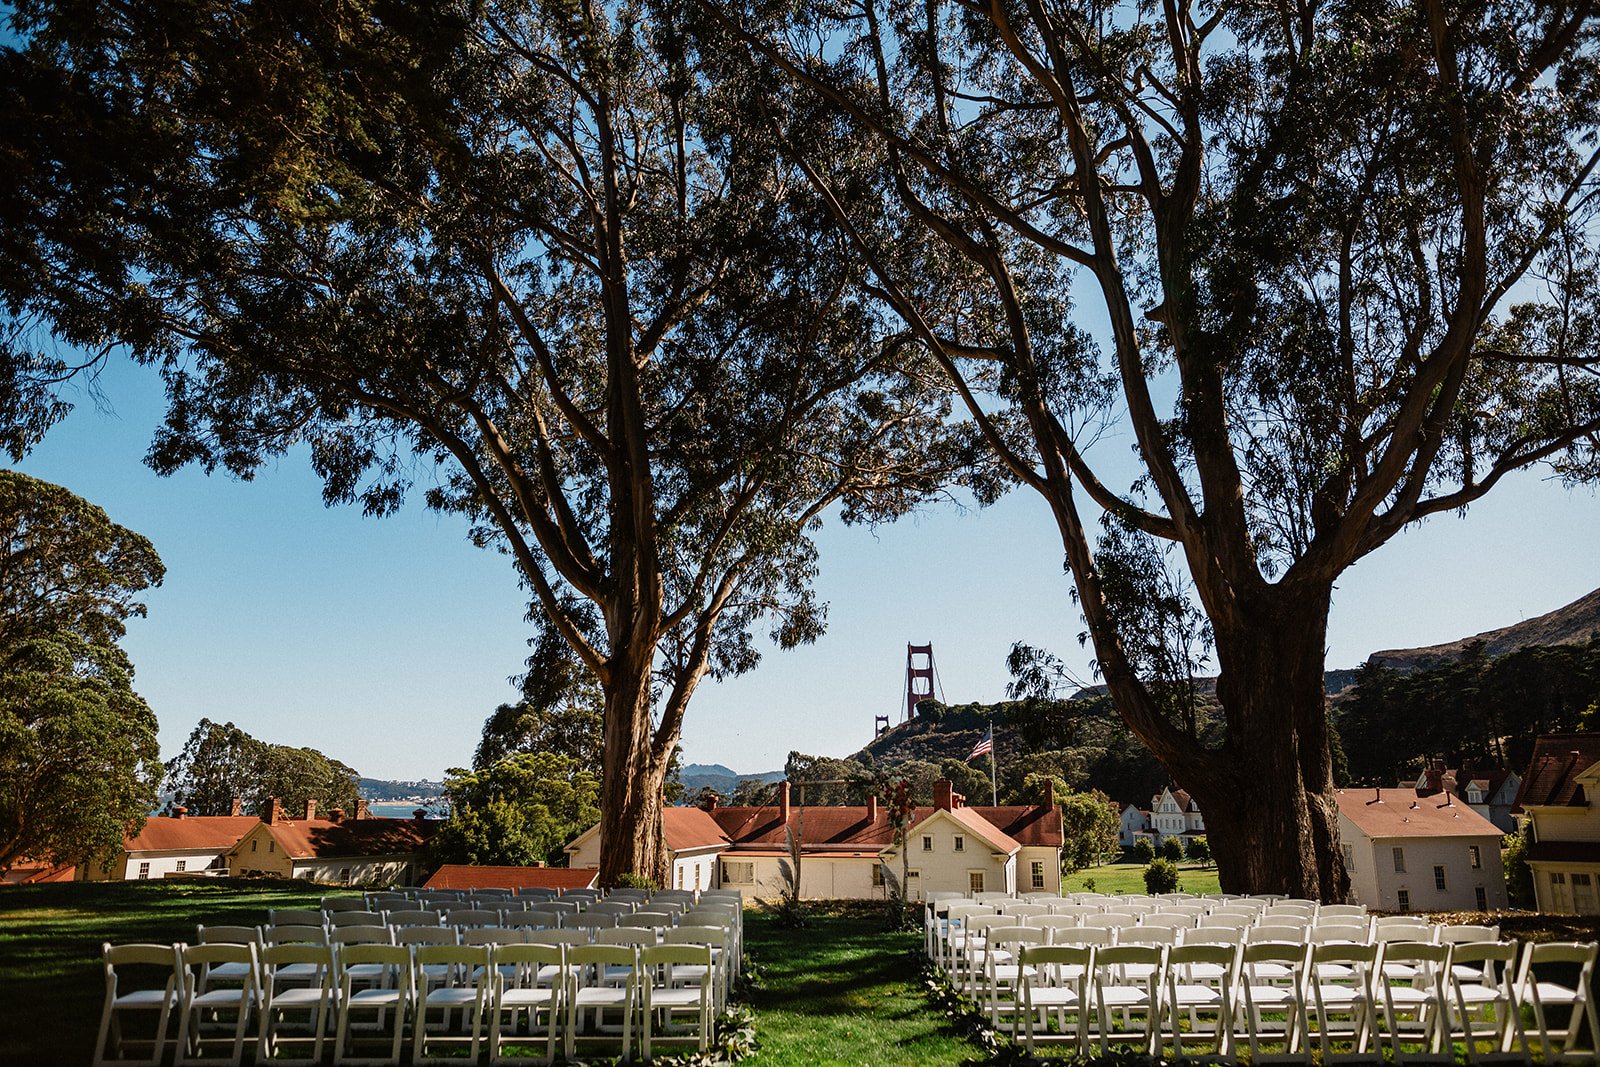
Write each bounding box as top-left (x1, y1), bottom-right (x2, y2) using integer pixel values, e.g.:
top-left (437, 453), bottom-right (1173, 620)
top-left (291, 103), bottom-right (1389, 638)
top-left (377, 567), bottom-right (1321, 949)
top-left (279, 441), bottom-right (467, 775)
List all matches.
top-left (597, 653), bottom-right (670, 886)
top-left (1189, 586), bottom-right (1350, 900)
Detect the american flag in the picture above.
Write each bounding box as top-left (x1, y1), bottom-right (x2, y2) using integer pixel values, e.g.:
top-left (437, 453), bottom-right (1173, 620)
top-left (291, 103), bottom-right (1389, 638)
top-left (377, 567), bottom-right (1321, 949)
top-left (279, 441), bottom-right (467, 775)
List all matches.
top-left (966, 728), bottom-right (993, 762)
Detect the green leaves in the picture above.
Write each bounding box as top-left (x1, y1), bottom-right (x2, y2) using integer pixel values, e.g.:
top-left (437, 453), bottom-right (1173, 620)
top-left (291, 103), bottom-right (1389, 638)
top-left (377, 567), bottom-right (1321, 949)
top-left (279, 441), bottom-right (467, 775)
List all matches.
top-left (429, 749), bottom-right (600, 867)
top-left (0, 473), bottom-right (163, 871)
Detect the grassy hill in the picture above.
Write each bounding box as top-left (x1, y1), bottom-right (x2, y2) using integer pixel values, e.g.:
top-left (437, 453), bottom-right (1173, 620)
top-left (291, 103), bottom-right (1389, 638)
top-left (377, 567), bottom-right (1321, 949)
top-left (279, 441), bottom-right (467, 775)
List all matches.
top-left (1367, 586), bottom-right (1600, 671)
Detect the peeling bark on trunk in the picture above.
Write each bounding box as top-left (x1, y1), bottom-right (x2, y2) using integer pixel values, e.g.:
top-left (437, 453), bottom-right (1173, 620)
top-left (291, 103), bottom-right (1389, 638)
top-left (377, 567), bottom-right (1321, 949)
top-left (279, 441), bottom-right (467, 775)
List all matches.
top-left (1190, 587), bottom-right (1350, 901)
top-left (597, 657), bottom-right (670, 886)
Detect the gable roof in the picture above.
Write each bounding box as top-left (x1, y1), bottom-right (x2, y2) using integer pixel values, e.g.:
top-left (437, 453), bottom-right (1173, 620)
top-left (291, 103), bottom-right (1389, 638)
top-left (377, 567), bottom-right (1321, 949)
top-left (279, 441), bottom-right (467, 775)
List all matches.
top-left (663, 807), bottom-right (731, 852)
top-left (1336, 788), bottom-right (1502, 840)
top-left (254, 817), bottom-right (435, 860)
top-left (924, 805), bottom-right (1022, 854)
top-left (125, 816), bottom-right (262, 853)
top-left (424, 864), bottom-right (598, 891)
top-left (1514, 734), bottom-right (1600, 811)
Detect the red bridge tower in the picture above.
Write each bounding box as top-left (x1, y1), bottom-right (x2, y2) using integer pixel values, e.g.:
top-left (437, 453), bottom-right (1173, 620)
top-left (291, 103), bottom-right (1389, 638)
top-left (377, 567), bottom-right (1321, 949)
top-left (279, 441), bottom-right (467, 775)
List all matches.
top-left (905, 643), bottom-right (943, 720)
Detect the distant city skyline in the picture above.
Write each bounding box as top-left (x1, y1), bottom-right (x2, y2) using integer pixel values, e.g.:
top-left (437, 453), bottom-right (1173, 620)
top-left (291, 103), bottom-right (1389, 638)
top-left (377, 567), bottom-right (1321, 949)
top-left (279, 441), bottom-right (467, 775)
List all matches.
top-left (16, 356), bottom-right (1600, 780)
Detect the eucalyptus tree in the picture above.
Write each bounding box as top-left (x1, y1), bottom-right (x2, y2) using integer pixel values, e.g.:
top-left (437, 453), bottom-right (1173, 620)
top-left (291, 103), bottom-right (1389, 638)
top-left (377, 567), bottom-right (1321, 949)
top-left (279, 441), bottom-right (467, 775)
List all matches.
top-left (707, 0), bottom-right (1600, 895)
top-left (0, 0), bottom-right (972, 881)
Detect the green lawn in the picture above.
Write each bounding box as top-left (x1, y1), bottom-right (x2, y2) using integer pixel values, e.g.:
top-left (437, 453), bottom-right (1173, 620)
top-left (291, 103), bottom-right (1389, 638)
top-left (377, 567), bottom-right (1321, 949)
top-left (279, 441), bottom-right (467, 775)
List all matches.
top-left (1064, 860), bottom-right (1222, 896)
top-left (739, 904), bottom-right (970, 1066)
top-left (0, 879), bottom-right (327, 1065)
top-left (0, 883), bottom-right (970, 1066)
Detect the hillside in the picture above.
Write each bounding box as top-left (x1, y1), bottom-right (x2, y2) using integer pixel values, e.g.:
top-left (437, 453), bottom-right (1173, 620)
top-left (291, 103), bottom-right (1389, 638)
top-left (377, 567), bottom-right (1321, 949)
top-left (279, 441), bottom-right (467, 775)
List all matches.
top-left (678, 763), bottom-right (783, 798)
top-left (1367, 586), bottom-right (1600, 671)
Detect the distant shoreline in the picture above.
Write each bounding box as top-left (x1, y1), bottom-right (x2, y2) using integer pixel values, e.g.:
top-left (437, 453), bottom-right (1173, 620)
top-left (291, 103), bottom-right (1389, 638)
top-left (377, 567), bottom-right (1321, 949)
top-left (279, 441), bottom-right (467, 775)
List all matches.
top-left (367, 800), bottom-right (446, 819)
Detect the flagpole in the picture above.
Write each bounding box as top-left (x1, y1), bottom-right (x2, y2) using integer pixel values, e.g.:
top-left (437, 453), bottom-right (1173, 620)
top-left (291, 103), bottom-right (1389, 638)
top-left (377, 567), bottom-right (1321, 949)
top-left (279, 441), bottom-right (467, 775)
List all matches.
top-left (989, 719), bottom-right (997, 806)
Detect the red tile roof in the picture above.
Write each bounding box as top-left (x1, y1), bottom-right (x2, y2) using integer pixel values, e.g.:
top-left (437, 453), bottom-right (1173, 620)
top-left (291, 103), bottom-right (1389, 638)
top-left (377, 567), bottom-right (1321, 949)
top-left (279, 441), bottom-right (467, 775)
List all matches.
top-left (424, 864), bottom-right (599, 891)
top-left (663, 807), bottom-right (731, 852)
top-left (261, 817), bottom-right (436, 860)
top-left (708, 803), bottom-right (1061, 852)
top-left (2, 861), bottom-right (76, 884)
top-left (1336, 789), bottom-right (1502, 839)
top-left (1514, 734), bottom-right (1600, 811)
top-left (125, 816), bottom-right (262, 853)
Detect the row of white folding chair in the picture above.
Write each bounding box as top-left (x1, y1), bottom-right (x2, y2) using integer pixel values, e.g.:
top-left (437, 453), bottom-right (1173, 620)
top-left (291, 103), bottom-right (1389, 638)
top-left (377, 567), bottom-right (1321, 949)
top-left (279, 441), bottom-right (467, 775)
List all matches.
top-left (989, 935), bottom-right (1598, 1064)
top-left (97, 936), bottom-right (724, 1067)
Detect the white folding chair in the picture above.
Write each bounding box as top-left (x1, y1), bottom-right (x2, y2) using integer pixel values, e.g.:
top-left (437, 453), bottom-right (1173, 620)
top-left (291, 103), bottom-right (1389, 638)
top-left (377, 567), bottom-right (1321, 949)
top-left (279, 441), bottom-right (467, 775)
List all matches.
top-left (1162, 942), bottom-right (1237, 1061)
top-left (1239, 941), bottom-right (1311, 1063)
top-left (640, 943), bottom-right (713, 1060)
top-left (1377, 941), bottom-right (1451, 1063)
top-left (1307, 941), bottom-right (1380, 1062)
top-left (411, 944), bottom-right (491, 1066)
top-left (257, 943), bottom-right (336, 1067)
top-left (1447, 941), bottom-right (1526, 1064)
top-left (984, 927), bottom-right (1048, 1030)
top-left (174, 943), bottom-right (258, 1067)
top-left (333, 943), bottom-right (412, 1066)
top-left (93, 943), bottom-right (183, 1067)
top-left (1019, 944), bottom-right (1092, 1056)
top-left (564, 944), bottom-right (638, 1062)
top-left (1516, 941), bottom-right (1600, 1064)
top-left (1091, 943), bottom-right (1165, 1055)
top-left (486, 942), bottom-right (563, 1067)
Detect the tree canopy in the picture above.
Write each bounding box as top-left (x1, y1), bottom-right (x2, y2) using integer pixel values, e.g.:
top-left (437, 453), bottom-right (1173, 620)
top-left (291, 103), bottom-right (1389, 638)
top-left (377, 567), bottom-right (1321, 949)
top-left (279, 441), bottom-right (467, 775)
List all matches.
top-left (0, 470), bottom-right (162, 871)
top-left (163, 717), bottom-right (361, 818)
top-left (710, 0), bottom-right (1600, 896)
top-left (0, 0), bottom-right (979, 882)
top-left (428, 750), bottom-right (600, 869)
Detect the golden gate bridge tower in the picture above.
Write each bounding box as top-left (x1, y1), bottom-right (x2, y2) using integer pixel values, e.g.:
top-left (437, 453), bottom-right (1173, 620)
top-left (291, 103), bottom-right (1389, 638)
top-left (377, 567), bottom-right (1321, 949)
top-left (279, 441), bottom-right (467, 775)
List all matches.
top-left (904, 642), bottom-right (944, 721)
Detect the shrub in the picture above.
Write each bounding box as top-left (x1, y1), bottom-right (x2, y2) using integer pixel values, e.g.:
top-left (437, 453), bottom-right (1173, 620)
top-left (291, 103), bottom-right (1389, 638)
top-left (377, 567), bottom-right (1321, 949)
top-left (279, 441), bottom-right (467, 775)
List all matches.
top-left (1159, 836), bottom-right (1185, 862)
top-left (1144, 858), bottom-right (1180, 894)
top-left (615, 873), bottom-right (659, 891)
top-left (1131, 837), bottom-right (1155, 863)
top-left (1186, 836), bottom-right (1211, 866)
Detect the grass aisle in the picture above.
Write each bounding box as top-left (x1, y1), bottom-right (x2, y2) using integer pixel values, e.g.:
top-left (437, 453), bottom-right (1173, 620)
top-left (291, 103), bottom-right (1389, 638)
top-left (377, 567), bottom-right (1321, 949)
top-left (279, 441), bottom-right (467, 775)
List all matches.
top-left (740, 906), bottom-right (972, 1067)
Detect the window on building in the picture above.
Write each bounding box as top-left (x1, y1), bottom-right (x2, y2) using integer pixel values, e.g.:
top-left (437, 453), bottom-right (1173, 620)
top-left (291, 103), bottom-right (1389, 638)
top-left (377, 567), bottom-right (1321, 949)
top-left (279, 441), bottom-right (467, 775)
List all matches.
top-left (1397, 889), bottom-right (1411, 912)
top-left (268, 841), bottom-right (275, 853)
top-left (722, 861), bottom-right (754, 884)
top-left (1469, 845), bottom-right (1482, 869)
top-left (339, 867), bottom-right (352, 886)
top-left (1475, 886), bottom-right (1488, 911)
top-left (1392, 847), bottom-right (1406, 873)
top-left (676, 866), bottom-right (684, 888)
top-left (872, 865), bottom-right (884, 887)
top-left (953, 835), bottom-right (965, 853)
top-left (137, 862), bottom-right (150, 880)
top-left (1031, 861), bottom-right (1045, 890)
top-left (251, 840), bottom-right (257, 852)
top-left (1434, 865), bottom-right (1447, 892)
top-left (1341, 843), bottom-right (1354, 872)
top-left (694, 864), bottom-right (701, 890)
top-left (174, 860), bottom-right (186, 873)
top-left (922, 836), bottom-right (933, 852)
top-left (907, 869), bottom-right (920, 880)
top-left (1574, 872), bottom-right (1596, 913)
top-left (969, 871), bottom-right (985, 893)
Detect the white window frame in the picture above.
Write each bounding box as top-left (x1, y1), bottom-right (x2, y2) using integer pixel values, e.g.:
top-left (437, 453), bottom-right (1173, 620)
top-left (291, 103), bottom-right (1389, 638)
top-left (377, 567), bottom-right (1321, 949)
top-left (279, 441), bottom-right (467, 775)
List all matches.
top-left (137, 861), bottom-right (150, 880)
top-left (1392, 846), bottom-right (1406, 873)
top-left (1397, 888), bottom-right (1411, 912)
top-left (174, 860), bottom-right (186, 873)
top-left (968, 870), bottom-right (985, 893)
top-left (953, 835), bottom-right (965, 853)
top-left (922, 835), bottom-right (933, 852)
top-left (1469, 845), bottom-right (1482, 869)
top-left (1434, 865), bottom-right (1448, 892)
top-left (1030, 861), bottom-right (1045, 890)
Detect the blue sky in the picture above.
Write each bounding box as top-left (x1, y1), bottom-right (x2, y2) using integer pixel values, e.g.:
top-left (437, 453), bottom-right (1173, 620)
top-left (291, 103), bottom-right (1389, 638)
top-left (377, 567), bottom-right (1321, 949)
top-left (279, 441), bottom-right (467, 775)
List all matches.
top-left (14, 355), bottom-right (1600, 780)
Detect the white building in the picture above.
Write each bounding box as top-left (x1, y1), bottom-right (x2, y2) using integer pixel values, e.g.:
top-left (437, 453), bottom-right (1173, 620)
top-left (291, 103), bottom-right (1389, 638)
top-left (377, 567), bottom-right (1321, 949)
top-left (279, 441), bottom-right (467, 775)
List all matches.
top-left (1512, 733), bottom-right (1600, 914)
top-left (568, 779), bottom-right (1064, 900)
top-left (565, 806), bottom-right (730, 893)
top-left (78, 813), bottom-right (260, 881)
top-left (1119, 803), bottom-right (1148, 849)
top-left (1336, 788), bottom-right (1507, 913)
top-left (228, 799), bottom-right (434, 885)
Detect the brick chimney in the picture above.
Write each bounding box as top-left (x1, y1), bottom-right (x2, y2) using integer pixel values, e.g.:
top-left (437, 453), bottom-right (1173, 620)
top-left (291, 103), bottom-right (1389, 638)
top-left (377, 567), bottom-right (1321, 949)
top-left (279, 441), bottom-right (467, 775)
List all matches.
top-left (934, 778), bottom-right (954, 812)
top-left (778, 780), bottom-right (791, 823)
top-left (866, 793), bottom-right (878, 822)
top-left (699, 792), bottom-right (720, 812)
top-left (229, 796), bottom-right (243, 817)
top-left (328, 808), bottom-right (345, 821)
top-left (266, 796), bottom-right (283, 824)
top-left (172, 805), bottom-right (187, 820)
top-left (304, 799), bottom-right (318, 821)
top-left (1042, 779), bottom-right (1058, 810)
top-left (355, 798), bottom-right (371, 820)
top-left (413, 808), bottom-right (427, 822)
